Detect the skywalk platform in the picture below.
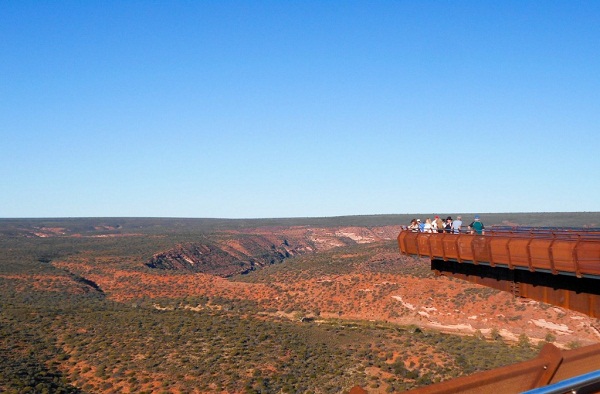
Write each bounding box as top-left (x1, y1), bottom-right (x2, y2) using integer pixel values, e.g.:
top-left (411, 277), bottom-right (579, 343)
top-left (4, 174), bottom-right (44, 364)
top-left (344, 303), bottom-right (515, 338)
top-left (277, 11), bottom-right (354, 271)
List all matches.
top-left (398, 227), bottom-right (600, 318)
top-left (396, 227), bottom-right (600, 393)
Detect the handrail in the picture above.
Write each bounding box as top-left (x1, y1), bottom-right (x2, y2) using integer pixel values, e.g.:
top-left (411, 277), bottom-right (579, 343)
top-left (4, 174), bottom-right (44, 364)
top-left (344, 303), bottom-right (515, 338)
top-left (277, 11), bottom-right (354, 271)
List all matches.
top-left (400, 225), bottom-right (600, 239)
top-left (521, 369), bottom-right (600, 394)
top-left (487, 226), bottom-right (600, 240)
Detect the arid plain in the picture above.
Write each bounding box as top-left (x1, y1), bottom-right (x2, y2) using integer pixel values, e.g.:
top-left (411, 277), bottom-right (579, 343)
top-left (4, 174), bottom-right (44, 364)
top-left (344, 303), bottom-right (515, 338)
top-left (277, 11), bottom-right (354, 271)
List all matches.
top-left (1, 214), bottom-right (598, 393)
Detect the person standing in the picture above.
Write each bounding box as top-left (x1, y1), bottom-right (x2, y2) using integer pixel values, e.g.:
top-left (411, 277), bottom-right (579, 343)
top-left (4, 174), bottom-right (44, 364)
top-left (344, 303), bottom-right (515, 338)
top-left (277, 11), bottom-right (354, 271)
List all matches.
top-left (469, 215), bottom-right (485, 235)
top-left (408, 219), bottom-right (419, 232)
top-left (444, 216), bottom-right (453, 233)
top-left (424, 218), bottom-right (433, 233)
top-left (452, 216), bottom-right (463, 234)
top-left (434, 216), bottom-right (444, 233)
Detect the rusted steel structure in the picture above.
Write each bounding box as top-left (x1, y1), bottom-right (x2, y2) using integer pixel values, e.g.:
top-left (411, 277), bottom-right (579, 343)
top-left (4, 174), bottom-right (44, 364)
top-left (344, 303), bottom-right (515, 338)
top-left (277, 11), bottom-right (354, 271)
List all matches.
top-left (397, 227), bottom-right (600, 318)
top-left (404, 343), bottom-right (600, 394)
top-left (394, 226), bottom-right (600, 393)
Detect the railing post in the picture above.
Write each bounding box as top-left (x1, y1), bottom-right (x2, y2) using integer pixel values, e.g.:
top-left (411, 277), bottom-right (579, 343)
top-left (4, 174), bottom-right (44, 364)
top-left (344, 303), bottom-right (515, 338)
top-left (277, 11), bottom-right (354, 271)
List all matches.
top-left (526, 231), bottom-right (534, 272)
top-left (455, 233), bottom-right (462, 263)
top-left (548, 232), bottom-right (557, 275)
top-left (440, 232), bottom-right (446, 261)
top-left (428, 234), bottom-right (434, 259)
top-left (506, 235), bottom-right (514, 270)
top-left (471, 234), bottom-right (479, 265)
top-left (487, 231), bottom-right (495, 267)
top-left (401, 231), bottom-right (410, 256)
top-left (573, 234), bottom-right (583, 278)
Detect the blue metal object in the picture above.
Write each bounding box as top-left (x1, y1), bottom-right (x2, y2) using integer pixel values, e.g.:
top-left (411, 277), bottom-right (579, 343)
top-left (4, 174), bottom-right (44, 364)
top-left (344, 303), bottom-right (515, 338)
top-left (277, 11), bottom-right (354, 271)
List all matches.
top-left (521, 369), bottom-right (600, 394)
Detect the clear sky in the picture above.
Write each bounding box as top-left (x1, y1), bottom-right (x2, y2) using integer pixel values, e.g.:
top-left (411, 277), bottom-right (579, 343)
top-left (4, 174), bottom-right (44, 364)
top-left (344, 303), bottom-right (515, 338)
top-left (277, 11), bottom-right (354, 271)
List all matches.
top-left (2, 1), bottom-right (599, 218)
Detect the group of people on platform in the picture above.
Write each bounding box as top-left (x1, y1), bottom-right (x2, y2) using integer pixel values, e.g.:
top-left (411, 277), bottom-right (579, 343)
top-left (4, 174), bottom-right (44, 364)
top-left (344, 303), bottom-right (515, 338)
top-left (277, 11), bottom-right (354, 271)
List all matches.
top-left (407, 215), bottom-right (485, 235)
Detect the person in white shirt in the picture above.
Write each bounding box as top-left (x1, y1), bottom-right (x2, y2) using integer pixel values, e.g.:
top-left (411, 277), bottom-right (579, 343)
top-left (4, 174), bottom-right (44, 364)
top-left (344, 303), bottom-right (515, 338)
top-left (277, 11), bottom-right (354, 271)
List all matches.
top-left (452, 216), bottom-right (463, 233)
top-left (424, 218), bottom-right (433, 233)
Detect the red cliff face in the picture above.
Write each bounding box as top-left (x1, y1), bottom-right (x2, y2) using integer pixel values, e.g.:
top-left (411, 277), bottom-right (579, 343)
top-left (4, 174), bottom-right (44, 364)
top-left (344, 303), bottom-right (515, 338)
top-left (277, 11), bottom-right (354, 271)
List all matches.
top-left (145, 226), bottom-right (402, 276)
top-left (146, 239), bottom-right (294, 276)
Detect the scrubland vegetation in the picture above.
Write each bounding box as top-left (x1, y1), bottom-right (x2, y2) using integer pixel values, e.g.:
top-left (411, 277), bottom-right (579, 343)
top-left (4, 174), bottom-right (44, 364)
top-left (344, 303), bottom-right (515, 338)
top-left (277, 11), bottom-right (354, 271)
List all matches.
top-left (2, 215), bottom-right (591, 393)
top-left (0, 289), bottom-right (537, 393)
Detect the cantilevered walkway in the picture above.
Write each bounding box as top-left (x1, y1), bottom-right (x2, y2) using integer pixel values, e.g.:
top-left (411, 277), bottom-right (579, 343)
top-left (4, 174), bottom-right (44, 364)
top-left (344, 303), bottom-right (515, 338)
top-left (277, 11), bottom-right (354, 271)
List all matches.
top-left (396, 226), bottom-right (600, 393)
top-left (398, 226), bottom-right (600, 318)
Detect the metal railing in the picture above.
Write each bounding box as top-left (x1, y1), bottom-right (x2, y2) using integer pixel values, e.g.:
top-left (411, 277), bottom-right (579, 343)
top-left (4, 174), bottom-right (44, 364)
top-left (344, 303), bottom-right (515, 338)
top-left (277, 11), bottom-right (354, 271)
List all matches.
top-left (397, 227), bottom-right (600, 278)
top-left (402, 342), bottom-right (600, 394)
top-left (521, 369), bottom-right (600, 394)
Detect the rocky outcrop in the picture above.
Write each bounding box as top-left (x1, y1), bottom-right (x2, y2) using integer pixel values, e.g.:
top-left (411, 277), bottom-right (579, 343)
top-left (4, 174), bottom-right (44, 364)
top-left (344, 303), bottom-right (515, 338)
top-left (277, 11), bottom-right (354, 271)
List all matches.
top-left (145, 226), bottom-right (403, 277)
top-left (146, 236), bottom-right (302, 277)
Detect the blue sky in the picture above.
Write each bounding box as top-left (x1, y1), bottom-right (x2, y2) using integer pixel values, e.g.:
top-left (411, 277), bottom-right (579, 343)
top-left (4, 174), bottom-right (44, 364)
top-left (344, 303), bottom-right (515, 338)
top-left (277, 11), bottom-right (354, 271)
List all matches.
top-left (2, 1), bottom-right (599, 218)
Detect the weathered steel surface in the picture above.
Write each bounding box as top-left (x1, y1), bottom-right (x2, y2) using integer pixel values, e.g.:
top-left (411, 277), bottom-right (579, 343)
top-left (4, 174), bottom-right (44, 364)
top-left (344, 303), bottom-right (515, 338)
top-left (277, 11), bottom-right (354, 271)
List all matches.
top-left (523, 370), bottom-right (600, 394)
top-left (398, 228), bottom-right (600, 277)
top-left (398, 227), bottom-right (600, 317)
top-left (398, 229), bottom-right (600, 317)
top-left (393, 227), bottom-right (600, 394)
top-left (549, 342), bottom-right (600, 385)
top-left (403, 343), bottom-right (600, 394)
